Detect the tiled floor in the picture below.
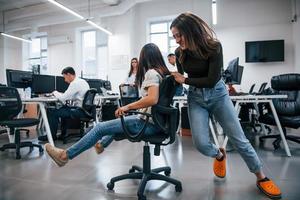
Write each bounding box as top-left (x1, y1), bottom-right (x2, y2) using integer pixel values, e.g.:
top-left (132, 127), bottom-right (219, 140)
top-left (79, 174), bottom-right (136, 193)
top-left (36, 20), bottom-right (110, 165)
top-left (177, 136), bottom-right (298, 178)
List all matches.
top-left (0, 130), bottom-right (300, 200)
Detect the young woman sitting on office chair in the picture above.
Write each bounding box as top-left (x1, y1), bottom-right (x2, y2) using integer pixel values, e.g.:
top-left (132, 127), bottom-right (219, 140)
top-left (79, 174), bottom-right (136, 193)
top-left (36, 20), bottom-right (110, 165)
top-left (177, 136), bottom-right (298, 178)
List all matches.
top-left (45, 43), bottom-right (170, 166)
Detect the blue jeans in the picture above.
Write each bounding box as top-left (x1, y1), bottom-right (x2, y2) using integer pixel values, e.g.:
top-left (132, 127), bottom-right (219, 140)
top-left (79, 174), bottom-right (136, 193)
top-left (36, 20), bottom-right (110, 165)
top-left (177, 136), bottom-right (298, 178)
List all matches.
top-left (48, 106), bottom-right (86, 138)
top-left (66, 115), bottom-right (161, 159)
top-left (187, 79), bottom-right (262, 173)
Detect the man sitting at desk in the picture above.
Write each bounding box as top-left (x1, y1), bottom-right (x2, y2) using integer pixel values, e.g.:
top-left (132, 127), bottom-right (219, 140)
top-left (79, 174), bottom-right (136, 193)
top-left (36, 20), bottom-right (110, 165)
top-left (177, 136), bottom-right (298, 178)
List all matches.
top-left (38, 67), bottom-right (90, 141)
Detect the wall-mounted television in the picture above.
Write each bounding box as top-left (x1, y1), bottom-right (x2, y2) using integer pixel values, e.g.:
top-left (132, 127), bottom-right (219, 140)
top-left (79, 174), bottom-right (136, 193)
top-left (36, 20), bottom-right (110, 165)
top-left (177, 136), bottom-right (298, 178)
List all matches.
top-left (245, 40), bottom-right (284, 63)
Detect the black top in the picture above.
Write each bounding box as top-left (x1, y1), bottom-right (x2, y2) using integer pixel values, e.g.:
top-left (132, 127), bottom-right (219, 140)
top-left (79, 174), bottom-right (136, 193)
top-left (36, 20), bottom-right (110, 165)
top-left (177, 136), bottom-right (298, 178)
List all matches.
top-left (175, 43), bottom-right (223, 88)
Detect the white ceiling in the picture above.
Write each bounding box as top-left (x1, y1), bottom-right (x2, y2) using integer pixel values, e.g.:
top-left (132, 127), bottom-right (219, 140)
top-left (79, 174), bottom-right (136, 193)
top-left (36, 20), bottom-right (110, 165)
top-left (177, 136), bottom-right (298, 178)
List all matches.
top-left (0, 0), bottom-right (152, 32)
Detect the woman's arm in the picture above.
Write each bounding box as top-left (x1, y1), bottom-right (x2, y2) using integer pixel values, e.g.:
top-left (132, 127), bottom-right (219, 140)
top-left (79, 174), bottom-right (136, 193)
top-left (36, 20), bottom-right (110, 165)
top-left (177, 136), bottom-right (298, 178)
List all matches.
top-left (115, 85), bottom-right (159, 117)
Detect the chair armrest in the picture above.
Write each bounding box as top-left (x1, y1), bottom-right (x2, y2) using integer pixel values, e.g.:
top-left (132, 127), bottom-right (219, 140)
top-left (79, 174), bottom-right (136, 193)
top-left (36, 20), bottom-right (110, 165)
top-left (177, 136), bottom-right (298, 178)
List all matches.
top-left (120, 110), bottom-right (152, 142)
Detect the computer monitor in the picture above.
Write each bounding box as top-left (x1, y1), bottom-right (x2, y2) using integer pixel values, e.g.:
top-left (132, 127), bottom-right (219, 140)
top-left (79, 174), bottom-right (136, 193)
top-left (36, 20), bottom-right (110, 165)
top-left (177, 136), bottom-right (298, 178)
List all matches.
top-left (86, 79), bottom-right (104, 94)
top-left (56, 76), bottom-right (69, 93)
top-left (6, 69), bottom-right (33, 88)
top-left (223, 58), bottom-right (244, 85)
top-left (103, 80), bottom-right (112, 91)
top-left (32, 74), bottom-right (55, 94)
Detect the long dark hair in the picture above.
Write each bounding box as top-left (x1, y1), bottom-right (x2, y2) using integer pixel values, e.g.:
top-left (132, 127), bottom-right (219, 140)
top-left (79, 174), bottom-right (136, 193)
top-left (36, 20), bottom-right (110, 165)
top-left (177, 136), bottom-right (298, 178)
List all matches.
top-left (128, 57), bottom-right (138, 77)
top-left (170, 12), bottom-right (220, 63)
top-left (136, 43), bottom-right (170, 87)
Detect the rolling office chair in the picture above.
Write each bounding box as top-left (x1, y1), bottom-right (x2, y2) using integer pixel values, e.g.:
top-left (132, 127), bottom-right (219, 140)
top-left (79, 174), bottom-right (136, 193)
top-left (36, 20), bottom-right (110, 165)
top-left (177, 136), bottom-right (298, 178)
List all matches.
top-left (259, 74), bottom-right (300, 149)
top-left (248, 83), bottom-right (256, 94)
top-left (61, 89), bottom-right (97, 144)
top-left (107, 75), bottom-right (182, 200)
top-left (0, 87), bottom-right (43, 159)
top-left (119, 84), bottom-right (139, 106)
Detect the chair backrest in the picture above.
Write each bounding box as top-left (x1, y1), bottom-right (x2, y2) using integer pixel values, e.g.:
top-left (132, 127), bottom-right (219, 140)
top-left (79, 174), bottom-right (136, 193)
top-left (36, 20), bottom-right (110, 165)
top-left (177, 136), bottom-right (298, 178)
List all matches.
top-left (0, 87), bottom-right (22, 121)
top-left (248, 84), bottom-right (255, 94)
top-left (151, 75), bottom-right (179, 144)
top-left (257, 82), bottom-right (268, 94)
top-left (271, 73), bottom-right (300, 116)
top-left (81, 89), bottom-right (97, 119)
top-left (119, 84), bottom-right (139, 106)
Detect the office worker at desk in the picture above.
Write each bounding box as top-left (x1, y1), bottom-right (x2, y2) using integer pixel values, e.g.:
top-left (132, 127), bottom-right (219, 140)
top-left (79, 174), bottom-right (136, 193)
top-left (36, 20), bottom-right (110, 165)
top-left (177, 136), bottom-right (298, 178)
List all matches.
top-left (45, 43), bottom-right (169, 166)
top-left (38, 67), bottom-right (89, 141)
top-left (170, 13), bottom-right (281, 199)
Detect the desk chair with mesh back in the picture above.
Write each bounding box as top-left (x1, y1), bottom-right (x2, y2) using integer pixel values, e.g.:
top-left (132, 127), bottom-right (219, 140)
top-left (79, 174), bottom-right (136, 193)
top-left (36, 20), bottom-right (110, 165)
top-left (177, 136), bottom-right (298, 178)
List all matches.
top-left (119, 84), bottom-right (139, 106)
top-left (259, 74), bottom-right (300, 149)
top-left (107, 75), bottom-right (182, 200)
top-left (0, 87), bottom-right (43, 159)
top-left (61, 89), bottom-right (97, 144)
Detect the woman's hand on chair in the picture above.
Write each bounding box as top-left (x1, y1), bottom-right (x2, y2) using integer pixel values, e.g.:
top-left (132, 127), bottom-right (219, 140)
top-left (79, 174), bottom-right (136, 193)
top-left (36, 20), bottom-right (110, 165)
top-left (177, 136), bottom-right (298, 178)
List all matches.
top-left (115, 106), bottom-right (130, 118)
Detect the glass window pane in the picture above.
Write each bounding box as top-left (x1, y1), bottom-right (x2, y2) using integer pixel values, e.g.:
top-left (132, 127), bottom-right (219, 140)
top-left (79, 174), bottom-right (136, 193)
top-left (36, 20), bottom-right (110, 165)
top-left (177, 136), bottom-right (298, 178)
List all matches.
top-left (30, 38), bottom-right (40, 58)
top-left (150, 23), bottom-right (167, 33)
top-left (41, 37), bottom-right (47, 50)
top-left (150, 33), bottom-right (168, 53)
top-left (83, 31), bottom-right (96, 47)
top-left (170, 39), bottom-right (178, 47)
top-left (169, 46), bottom-right (178, 54)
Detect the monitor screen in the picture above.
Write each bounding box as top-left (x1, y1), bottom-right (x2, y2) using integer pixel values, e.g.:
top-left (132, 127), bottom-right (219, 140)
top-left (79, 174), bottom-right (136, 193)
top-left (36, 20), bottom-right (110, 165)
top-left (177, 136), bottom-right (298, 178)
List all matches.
top-left (86, 79), bottom-right (104, 94)
top-left (224, 58), bottom-right (244, 85)
top-left (32, 74), bottom-right (55, 94)
top-left (56, 76), bottom-right (69, 93)
top-left (6, 69), bottom-right (32, 88)
top-left (245, 40), bottom-right (284, 62)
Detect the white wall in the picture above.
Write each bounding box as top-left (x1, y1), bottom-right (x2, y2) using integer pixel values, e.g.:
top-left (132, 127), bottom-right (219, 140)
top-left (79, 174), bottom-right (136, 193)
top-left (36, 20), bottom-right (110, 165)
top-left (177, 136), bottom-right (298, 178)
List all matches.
top-left (215, 0), bottom-right (294, 92)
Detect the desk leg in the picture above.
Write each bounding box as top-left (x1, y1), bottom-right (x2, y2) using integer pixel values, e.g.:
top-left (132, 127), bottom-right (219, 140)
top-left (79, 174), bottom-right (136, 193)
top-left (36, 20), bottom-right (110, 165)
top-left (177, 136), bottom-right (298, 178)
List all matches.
top-left (38, 103), bottom-right (54, 146)
top-left (222, 101), bottom-right (241, 148)
top-left (209, 119), bottom-right (219, 148)
top-left (269, 101), bottom-right (291, 157)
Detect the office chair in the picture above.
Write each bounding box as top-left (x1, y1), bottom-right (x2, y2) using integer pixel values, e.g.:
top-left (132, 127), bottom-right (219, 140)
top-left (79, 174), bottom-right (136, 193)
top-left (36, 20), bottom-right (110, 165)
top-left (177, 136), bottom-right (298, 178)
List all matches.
top-left (259, 74), bottom-right (300, 149)
top-left (107, 75), bottom-right (182, 200)
top-left (0, 87), bottom-right (43, 159)
top-left (119, 84), bottom-right (139, 106)
top-left (61, 89), bottom-right (97, 144)
top-left (249, 83), bottom-right (256, 94)
top-left (257, 82), bottom-right (268, 94)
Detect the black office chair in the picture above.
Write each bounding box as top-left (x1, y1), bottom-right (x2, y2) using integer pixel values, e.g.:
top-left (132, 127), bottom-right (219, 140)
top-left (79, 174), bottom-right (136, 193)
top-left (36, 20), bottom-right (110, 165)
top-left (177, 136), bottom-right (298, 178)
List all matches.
top-left (119, 84), bottom-right (139, 106)
top-left (107, 75), bottom-right (182, 200)
top-left (61, 89), bottom-right (97, 144)
top-left (249, 83), bottom-right (256, 94)
top-left (0, 87), bottom-right (43, 159)
top-left (259, 74), bottom-right (300, 149)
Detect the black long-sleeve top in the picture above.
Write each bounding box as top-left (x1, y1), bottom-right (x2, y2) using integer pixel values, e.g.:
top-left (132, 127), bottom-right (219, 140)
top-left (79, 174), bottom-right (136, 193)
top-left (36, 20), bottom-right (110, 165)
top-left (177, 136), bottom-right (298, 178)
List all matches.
top-left (175, 43), bottom-right (223, 88)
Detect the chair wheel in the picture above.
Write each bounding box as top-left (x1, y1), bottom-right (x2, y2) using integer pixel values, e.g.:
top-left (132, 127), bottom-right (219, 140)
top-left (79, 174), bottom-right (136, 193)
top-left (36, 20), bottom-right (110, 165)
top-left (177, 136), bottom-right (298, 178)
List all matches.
top-left (273, 141), bottom-right (281, 150)
top-left (16, 154), bottom-right (21, 159)
top-left (107, 182), bottom-right (114, 190)
top-left (164, 169), bottom-right (171, 176)
top-left (175, 184), bottom-right (182, 192)
top-left (129, 168), bottom-right (135, 173)
top-left (138, 195), bottom-right (146, 200)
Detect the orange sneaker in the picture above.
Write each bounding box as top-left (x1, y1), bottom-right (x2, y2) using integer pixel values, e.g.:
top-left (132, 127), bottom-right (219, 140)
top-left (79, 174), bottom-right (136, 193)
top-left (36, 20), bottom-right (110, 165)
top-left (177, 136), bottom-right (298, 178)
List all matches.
top-left (213, 148), bottom-right (226, 178)
top-left (257, 177), bottom-right (282, 199)
top-left (94, 143), bottom-right (104, 155)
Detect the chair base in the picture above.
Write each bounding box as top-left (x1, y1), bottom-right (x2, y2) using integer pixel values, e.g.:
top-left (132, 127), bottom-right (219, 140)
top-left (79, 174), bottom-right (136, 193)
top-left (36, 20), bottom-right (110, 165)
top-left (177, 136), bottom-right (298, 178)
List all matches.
top-left (0, 141), bottom-right (44, 159)
top-left (259, 134), bottom-right (300, 150)
top-left (106, 145), bottom-right (182, 200)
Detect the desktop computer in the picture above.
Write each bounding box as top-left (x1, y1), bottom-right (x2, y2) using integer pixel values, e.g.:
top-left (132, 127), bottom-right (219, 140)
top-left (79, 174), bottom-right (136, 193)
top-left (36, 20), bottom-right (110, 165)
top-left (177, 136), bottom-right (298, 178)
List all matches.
top-left (56, 76), bottom-right (69, 93)
top-left (32, 74), bottom-right (55, 95)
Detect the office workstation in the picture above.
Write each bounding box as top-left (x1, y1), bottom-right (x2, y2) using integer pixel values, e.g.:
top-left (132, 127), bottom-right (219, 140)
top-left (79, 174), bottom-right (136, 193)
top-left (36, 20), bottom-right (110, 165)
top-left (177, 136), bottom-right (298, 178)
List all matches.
top-left (1, 0), bottom-right (300, 200)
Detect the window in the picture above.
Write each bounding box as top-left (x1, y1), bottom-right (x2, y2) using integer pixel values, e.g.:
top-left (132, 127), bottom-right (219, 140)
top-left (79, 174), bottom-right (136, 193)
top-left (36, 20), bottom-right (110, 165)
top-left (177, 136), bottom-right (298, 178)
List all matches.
top-left (23, 35), bottom-right (48, 74)
top-left (149, 21), bottom-right (178, 55)
top-left (81, 30), bottom-right (108, 79)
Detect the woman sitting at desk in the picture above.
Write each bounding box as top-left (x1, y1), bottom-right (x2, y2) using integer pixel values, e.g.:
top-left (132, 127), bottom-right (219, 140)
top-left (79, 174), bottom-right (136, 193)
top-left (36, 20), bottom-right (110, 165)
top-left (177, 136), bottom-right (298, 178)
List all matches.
top-left (45, 43), bottom-right (170, 166)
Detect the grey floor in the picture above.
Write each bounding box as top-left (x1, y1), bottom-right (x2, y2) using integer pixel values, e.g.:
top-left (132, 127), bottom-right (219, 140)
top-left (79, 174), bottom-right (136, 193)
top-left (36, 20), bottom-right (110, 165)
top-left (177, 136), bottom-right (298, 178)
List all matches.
top-left (0, 129), bottom-right (300, 200)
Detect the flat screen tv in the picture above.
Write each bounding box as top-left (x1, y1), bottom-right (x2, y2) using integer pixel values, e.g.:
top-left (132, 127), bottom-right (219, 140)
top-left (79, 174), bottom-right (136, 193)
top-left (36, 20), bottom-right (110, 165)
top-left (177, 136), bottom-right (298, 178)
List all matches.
top-left (245, 40), bottom-right (284, 63)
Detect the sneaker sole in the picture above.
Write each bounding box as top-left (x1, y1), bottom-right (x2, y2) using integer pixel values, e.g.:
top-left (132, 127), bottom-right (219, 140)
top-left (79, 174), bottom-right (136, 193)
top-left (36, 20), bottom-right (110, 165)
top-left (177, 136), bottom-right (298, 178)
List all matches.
top-left (256, 183), bottom-right (282, 199)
